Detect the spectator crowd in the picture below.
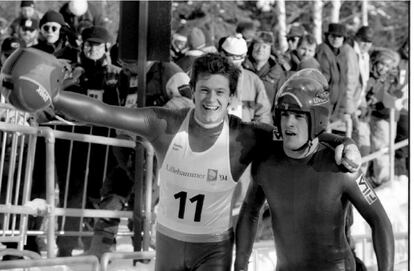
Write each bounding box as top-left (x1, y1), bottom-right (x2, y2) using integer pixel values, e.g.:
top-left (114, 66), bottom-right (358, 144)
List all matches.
top-left (0, 0), bottom-right (408, 263)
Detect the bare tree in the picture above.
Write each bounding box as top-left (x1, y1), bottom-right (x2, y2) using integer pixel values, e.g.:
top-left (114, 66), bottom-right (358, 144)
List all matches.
top-left (275, 0), bottom-right (287, 52)
top-left (331, 0), bottom-right (341, 23)
top-left (361, 0), bottom-right (368, 26)
top-left (313, 0), bottom-right (324, 44)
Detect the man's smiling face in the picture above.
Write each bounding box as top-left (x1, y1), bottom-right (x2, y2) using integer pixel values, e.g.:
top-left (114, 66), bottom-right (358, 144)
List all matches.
top-left (193, 73), bottom-right (231, 126)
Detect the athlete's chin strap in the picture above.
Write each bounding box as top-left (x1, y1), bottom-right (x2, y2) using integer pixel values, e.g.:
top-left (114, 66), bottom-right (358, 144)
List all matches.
top-left (289, 137), bottom-right (319, 159)
top-left (293, 139), bottom-right (314, 152)
top-left (293, 129), bottom-right (325, 152)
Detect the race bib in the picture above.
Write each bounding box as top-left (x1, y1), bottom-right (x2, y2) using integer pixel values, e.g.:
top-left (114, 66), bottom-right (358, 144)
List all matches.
top-left (129, 76), bottom-right (138, 88)
top-left (227, 98), bottom-right (242, 119)
top-left (125, 93), bottom-right (137, 108)
top-left (87, 89), bottom-right (103, 101)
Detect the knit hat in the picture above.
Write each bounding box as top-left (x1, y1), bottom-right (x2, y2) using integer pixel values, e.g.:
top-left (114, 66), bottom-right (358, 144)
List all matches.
top-left (40, 10), bottom-right (66, 27)
top-left (286, 25), bottom-right (305, 38)
top-left (325, 23), bottom-right (346, 37)
top-left (220, 34), bottom-right (248, 55)
top-left (1, 37), bottom-right (23, 56)
top-left (187, 27), bottom-right (205, 50)
top-left (19, 17), bottom-right (39, 30)
top-left (255, 31), bottom-right (274, 45)
top-left (20, 1), bottom-right (34, 8)
top-left (355, 26), bottom-right (374, 43)
top-left (82, 26), bottom-right (112, 44)
top-left (173, 26), bottom-right (189, 42)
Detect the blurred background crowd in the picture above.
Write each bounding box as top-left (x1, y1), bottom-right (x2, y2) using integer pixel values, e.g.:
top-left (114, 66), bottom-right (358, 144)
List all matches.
top-left (0, 0), bottom-right (408, 261)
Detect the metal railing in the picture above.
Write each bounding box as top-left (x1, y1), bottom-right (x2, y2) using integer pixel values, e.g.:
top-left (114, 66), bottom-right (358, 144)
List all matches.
top-left (0, 106), bottom-right (156, 261)
top-left (0, 104), bottom-right (408, 270)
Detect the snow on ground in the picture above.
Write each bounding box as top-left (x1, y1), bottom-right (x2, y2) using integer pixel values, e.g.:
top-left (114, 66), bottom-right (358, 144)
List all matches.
top-left (1, 176), bottom-right (408, 271)
top-left (352, 175), bottom-right (409, 271)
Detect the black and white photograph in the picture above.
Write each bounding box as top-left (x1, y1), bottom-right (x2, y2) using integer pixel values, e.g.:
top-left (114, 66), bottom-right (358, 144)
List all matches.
top-left (0, 1), bottom-right (409, 270)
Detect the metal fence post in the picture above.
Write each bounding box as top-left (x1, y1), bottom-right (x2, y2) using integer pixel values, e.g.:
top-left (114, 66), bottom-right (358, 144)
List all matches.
top-left (39, 127), bottom-right (56, 258)
top-left (389, 108), bottom-right (395, 182)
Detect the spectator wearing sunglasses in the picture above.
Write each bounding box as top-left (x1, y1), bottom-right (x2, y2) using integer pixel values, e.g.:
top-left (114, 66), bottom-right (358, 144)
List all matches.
top-left (17, 17), bottom-right (39, 47)
top-left (10, 1), bottom-right (43, 37)
top-left (33, 10), bottom-right (79, 65)
top-left (282, 25), bottom-right (306, 71)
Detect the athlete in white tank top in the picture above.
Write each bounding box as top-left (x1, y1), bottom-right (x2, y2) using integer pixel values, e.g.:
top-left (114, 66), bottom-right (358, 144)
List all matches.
top-left (157, 109), bottom-right (237, 242)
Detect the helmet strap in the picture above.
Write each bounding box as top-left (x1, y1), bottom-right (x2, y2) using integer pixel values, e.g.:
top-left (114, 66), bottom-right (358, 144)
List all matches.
top-left (284, 137), bottom-right (319, 159)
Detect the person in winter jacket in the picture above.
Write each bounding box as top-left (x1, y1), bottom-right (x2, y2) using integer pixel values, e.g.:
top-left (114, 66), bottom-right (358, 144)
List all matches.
top-left (315, 23), bottom-right (359, 123)
top-left (243, 31), bottom-right (285, 109)
top-left (365, 48), bottom-right (402, 187)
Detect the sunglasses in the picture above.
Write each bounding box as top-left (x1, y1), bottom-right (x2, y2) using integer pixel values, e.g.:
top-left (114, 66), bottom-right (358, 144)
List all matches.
top-left (329, 34), bottom-right (343, 39)
top-left (287, 37), bottom-right (299, 42)
top-left (222, 51), bottom-right (245, 61)
top-left (22, 27), bottom-right (35, 32)
top-left (42, 24), bottom-right (60, 33)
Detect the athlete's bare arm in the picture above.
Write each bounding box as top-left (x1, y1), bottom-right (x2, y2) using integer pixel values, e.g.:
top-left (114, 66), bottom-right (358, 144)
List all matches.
top-left (343, 173), bottom-right (394, 271)
top-left (234, 180), bottom-right (266, 271)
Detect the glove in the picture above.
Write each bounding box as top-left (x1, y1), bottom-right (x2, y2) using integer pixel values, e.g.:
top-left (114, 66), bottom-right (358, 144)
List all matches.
top-left (24, 198), bottom-right (47, 217)
top-left (335, 143), bottom-right (362, 173)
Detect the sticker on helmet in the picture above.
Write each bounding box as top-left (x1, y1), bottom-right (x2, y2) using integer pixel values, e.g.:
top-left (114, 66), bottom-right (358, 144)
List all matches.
top-left (19, 75), bottom-right (51, 103)
top-left (312, 91), bottom-right (329, 105)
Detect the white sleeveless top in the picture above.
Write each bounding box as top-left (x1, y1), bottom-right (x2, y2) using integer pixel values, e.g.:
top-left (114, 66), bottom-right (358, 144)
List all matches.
top-left (157, 109), bottom-right (236, 242)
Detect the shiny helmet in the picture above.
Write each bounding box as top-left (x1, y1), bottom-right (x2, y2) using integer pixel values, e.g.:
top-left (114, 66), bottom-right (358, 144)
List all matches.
top-left (274, 68), bottom-right (330, 141)
top-left (1, 47), bottom-right (65, 113)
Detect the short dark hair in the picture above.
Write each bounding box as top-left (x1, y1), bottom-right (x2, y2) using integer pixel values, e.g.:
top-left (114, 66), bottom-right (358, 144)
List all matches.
top-left (297, 34), bottom-right (317, 48)
top-left (189, 53), bottom-right (240, 96)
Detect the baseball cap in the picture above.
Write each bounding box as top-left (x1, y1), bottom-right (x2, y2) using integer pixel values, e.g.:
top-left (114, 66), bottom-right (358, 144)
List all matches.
top-left (1, 37), bottom-right (23, 56)
top-left (19, 18), bottom-right (39, 31)
top-left (81, 26), bottom-right (112, 44)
